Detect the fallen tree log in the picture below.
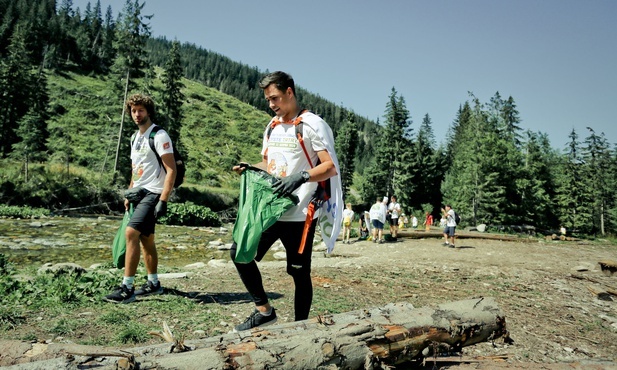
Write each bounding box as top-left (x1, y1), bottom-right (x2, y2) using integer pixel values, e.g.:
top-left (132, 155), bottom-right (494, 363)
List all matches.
top-left (398, 230), bottom-right (531, 242)
top-left (1, 297), bottom-right (507, 370)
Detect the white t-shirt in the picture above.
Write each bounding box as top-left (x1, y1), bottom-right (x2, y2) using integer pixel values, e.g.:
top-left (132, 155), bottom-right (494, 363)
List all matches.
top-left (342, 208), bottom-right (354, 226)
top-left (262, 113), bottom-right (328, 222)
top-left (388, 202), bottom-right (401, 219)
top-left (411, 216), bottom-right (418, 227)
top-left (446, 209), bottom-right (457, 227)
top-left (131, 124), bottom-right (174, 194)
top-left (369, 203), bottom-right (386, 223)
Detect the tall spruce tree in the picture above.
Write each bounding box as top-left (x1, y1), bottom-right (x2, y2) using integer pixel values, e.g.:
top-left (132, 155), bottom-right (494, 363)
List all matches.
top-left (489, 92), bottom-right (524, 222)
top-left (0, 25), bottom-right (34, 156)
top-left (383, 89), bottom-right (413, 196)
top-left (334, 111), bottom-right (359, 200)
top-left (360, 88), bottom-right (411, 204)
top-left (443, 96), bottom-right (508, 226)
top-left (111, 0), bottom-right (151, 181)
top-left (11, 72), bottom-right (50, 181)
top-left (583, 127), bottom-right (613, 235)
top-left (519, 131), bottom-right (558, 229)
top-left (555, 129), bottom-right (592, 234)
top-left (160, 40), bottom-right (185, 151)
top-left (412, 114), bottom-right (440, 213)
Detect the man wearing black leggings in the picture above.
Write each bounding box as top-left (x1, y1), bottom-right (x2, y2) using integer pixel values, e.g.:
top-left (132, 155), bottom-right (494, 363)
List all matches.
top-left (230, 71), bottom-right (338, 331)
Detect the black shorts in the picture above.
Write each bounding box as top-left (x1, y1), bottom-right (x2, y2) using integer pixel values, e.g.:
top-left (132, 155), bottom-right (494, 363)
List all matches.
top-left (389, 217), bottom-right (399, 227)
top-left (127, 191), bottom-right (160, 237)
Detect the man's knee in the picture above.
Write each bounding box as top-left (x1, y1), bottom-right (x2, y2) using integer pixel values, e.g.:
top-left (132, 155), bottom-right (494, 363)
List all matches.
top-left (287, 263), bottom-right (310, 278)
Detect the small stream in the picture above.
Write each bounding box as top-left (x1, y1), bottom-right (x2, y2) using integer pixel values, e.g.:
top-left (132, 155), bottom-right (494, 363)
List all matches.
top-left (0, 216), bottom-right (236, 269)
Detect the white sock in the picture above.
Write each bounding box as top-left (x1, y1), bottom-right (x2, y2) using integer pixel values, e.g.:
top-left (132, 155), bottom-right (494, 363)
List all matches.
top-left (148, 274), bottom-right (159, 285)
top-left (260, 307), bottom-right (273, 316)
top-left (123, 276), bottom-right (135, 289)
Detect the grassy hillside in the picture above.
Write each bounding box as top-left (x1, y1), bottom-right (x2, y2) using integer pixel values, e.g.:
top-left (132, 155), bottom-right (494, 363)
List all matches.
top-left (0, 69), bottom-right (274, 213)
top-left (46, 68), bottom-right (270, 192)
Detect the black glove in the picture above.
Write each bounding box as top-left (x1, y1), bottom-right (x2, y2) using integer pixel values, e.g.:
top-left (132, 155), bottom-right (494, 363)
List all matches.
top-left (273, 172), bottom-right (308, 197)
top-left (154, 200), bottom-right (167, 219)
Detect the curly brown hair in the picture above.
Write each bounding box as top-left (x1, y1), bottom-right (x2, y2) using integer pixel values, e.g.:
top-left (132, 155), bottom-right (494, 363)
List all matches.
top-left (126, 93), bottom-right (156, 118)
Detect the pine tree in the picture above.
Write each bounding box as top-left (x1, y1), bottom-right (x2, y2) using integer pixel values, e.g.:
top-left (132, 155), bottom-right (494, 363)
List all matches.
top-left (99, 5), bottom-right (115, 71)
top-left (359, 88), bottom-right (411, 205)
top-left (334, 111), bottom-right (359, 200)
top-left (555, 129), bottom-right (592, 234)
top-left (111, 0), bottom-right (151, 92)
top-left (111, 0), bottom-right (151, 181)
top-left (583, 127), bottom-right (613, 235)
top-left (381, 88), bottom-right (412, 196)
top-left (412, 114), bottom-right (440, 213)
top-left (0, 25), bottom-right (34, 157)
top-left (160, 40), bottom-right (185, 151)
top-left (489, 92), bottom-right (525, 222)
top-left (443, 95), bottom-right (508, 226)
top-left (518, 131), bottom-right (559, 230)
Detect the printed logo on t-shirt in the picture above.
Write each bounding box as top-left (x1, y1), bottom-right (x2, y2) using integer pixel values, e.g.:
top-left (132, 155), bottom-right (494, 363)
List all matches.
top-left (267, 152), bottom-right (289, 177)
top-left (163, 142), bottom-right (170, 150)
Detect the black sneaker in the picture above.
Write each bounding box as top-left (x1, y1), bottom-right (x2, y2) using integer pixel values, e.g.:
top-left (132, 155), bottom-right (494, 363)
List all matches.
top-left (442, 242), bottom-right (450, 246)
top-left (234, 308), bottom-right (277, 332)
top-left (104, 284), bottom-right (135, 304)
top-left (135, 280), bottom-right (164, 296)
top-left (449, 244), bottom-right (456, 248)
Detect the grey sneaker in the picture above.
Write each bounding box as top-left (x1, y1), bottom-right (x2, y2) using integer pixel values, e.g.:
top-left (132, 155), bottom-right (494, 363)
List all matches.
top-left (104, 284), bottom-right (135, 304)
top-left (234, 308), bottom-right (277, 332)
top-left (135, 280), bottom-right (164, 296)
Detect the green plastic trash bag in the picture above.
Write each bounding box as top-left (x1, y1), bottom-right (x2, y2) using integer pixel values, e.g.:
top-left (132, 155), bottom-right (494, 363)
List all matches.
top-left (112, 204), bottom-right (134, 269)
top-left (232, 166), bottom-right (298, 263)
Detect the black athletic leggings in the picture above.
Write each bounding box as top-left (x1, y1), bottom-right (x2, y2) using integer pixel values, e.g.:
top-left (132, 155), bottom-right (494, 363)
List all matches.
top-left (230, 219), bottom-right (317, 321)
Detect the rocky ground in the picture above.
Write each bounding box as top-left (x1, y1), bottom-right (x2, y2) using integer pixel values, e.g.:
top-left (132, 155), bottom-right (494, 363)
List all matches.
top-left (2, 226), bottom-right (617, 369)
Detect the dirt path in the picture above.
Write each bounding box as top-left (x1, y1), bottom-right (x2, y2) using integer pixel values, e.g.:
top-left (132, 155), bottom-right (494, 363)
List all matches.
top-left (2, 231), bottom-right (617, 369)
top-left (314, 235), bottom-right (617, 368)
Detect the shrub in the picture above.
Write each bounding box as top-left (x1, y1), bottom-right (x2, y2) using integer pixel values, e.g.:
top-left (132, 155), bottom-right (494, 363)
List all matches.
top-left (0, 205), bottom-right (50, 218)
top-left (158, 202), bottom-right (221, 227)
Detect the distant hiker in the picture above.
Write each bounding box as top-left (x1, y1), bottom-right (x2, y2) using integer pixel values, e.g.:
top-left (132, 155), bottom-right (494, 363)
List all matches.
top-left (105, 94), bottom-right (177, 303)
top-left (423, 212), bottom-right (433, 232)
top-left (230, 71), bottom-right (342, 331)
top-left (370, 197), bottom-right (386, 243)
top-left (411, 214), bottom-right (418, 229)
top-left (388, 195), bottom-right (401, 240)
top-left (358, 215), bottom-right (369, 240)
top-left (342, 203), bottom-right (355, 244)
top-left (441, 204), bottom-right (457, 248)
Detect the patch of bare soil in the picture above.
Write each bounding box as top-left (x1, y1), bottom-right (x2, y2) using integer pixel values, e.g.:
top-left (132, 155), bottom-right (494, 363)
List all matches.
top-left (317, 234), bottom-right (617, 369)
top-left (2, 231), bottom-right (617, 369)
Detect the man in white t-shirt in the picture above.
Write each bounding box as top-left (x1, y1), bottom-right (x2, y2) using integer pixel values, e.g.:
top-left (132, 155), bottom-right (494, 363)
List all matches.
top-left (105, 94), bottom-right (177, 304)
top-left (370, 196), bottom-right (386, 243)
top-left (441, 204), bottom-right (457, 248)
top-left (231, 71), bottom-right (339, 331)
top-left (388, 195), bottom-right (401, 240)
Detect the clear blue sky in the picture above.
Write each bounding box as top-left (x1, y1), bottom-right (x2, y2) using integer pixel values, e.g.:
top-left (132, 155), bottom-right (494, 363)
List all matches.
top-left (75, 0), bottom-right (617, 149)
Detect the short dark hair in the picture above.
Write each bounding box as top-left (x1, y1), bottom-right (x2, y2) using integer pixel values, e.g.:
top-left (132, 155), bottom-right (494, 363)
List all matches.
top-left (259, 71), bottom-right (296, 96)
top-left (126, 93), bottom-right (155, 118)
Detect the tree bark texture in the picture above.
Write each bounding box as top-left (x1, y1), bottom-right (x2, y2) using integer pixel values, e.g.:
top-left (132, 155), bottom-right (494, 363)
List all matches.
top-left (1, 297), bottom-right (507, 370)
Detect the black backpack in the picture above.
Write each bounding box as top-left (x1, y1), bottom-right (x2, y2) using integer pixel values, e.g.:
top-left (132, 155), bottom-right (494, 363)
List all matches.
top-left (454, 212), bottom-right (461, 225)
top-left (133, 126), bottom-right (185, 188)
